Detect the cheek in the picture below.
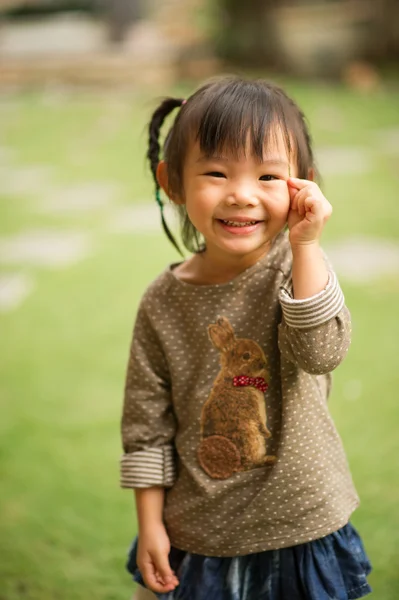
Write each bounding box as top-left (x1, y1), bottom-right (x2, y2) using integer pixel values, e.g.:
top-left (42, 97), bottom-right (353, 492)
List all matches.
top-left (186, 184), bottom-right (218, 214)
top-left (184, 193), bottom-right (213, 230)
top-left (266, 184), bottom-right (290, 213)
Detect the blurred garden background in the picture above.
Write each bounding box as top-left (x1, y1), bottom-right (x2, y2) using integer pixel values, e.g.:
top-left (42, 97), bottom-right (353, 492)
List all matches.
top-left (1, 0), bottom-right (399, 598)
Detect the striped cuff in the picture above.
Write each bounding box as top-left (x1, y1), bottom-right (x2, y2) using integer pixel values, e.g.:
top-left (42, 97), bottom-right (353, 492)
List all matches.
top-left (120, 446), bottom-right (176, 489)
top-left (279, 271), bottom-right (345, 329)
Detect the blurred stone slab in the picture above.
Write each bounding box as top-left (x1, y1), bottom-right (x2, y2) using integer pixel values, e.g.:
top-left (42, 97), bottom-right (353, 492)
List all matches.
top-left (316, 147), bottom-right (371, 175)
top-left (0, 230), bottom-right (92, 267)
top-left (0, 272), bottom-right (34, 312)
top-left (375, 128), bottom-right (399, 155)
top-left (0, 15), bottom-right (106, 57)
top-left (1, 165), bottom-right (54, 196)
top-left (326, 237), bottom-right (399, 282)
top-left (108, 203), bottom-right (178, 233)
top-left (40, 182), bottom-right (121, 214)
top-left (0, 146), bottom-right (17, 166)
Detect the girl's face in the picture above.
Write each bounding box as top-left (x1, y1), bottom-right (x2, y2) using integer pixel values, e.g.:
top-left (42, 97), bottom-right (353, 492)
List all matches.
top-left (185, 127), bottom-right (297, 262)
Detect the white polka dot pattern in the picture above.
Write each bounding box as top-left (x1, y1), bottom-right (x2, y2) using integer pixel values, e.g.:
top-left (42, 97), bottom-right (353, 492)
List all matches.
top-left (120, 233), bottom-right (359, 556)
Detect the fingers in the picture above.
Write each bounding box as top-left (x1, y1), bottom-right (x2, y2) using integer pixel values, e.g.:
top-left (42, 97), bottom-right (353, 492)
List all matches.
top-left (140, 552), bottom-right (179, 594)
top-left (295, 186), bottom-right (315, 217)
top-left (154, 552), bottom-right (179, 589)
top-left (287, 178), bottom-right (332, 244)
top-left (287, 176), bottom-right (312, 190)
top-left (289, 183), bottom-right (316, 215)
top-left (288, 180), bottom-right (331, 219)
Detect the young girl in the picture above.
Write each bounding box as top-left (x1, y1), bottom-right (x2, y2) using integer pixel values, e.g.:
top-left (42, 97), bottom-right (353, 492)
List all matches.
top-left (120, 77), bottom-right (372, 600)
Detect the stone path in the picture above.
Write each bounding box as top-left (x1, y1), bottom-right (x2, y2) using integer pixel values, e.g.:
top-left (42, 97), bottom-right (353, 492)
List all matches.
top-left (1, 133), bottom-right (399, 312)
top-left (0, 273), bottom-right (34, 312)
top-left (40, 182), bottom-right (121, 214)
top-left (0, 230), bottom-right (93, 268)
top-left (108, 203), bottom-right (178, 233)
top-left (1, 165), bottom-right (54, 196)
top-left (375, 127), bottom-right (399, 155)
top-left (325, 237), bottom-right (399, 283)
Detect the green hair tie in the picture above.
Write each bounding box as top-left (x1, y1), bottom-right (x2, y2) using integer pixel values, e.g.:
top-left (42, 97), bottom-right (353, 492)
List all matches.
top-left (155, 187), bottom-right (163, 209)
top-left (154, 187), bottom-right (184, 257)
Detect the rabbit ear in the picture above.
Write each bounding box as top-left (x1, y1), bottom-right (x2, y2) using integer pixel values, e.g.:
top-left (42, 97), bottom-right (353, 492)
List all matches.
top-left (208, 317), bottom-right (236, 351)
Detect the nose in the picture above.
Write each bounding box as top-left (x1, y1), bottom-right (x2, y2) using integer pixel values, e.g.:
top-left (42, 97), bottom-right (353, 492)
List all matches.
top-left (226, 180), bottom-right (259, 207)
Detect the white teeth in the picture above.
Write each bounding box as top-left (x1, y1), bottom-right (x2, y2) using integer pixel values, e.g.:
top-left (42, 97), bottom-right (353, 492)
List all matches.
top-left (223, 220), bottom-right (257, 227)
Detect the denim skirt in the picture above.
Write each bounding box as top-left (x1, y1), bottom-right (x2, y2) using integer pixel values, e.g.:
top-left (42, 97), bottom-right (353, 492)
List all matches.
top-left (126, 522), bottom-right (372, 600)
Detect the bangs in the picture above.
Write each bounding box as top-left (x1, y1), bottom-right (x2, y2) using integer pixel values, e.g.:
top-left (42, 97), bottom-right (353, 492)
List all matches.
top-left (191, 80), bottom-right (294, 161)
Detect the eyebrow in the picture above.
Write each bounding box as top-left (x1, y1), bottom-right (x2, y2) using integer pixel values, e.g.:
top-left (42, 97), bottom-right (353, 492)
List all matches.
top-left (261, 158), bottom-right (290, 168)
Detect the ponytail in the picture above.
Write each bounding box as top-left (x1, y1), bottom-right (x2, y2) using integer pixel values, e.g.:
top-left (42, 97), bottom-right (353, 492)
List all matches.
top-left (147, 97), bottom-right (185, 256)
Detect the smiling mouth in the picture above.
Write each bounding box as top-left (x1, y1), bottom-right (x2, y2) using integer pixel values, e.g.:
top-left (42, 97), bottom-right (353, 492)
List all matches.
top-left (220, 220), bottom-right (260, 227)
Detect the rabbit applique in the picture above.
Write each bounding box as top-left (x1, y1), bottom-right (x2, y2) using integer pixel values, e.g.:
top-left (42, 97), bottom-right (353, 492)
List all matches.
top-left (198, 316), bottom-right (276, 480)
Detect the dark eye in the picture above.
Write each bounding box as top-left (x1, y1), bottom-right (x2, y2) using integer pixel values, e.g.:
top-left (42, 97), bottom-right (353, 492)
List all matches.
top-left (206, 171), bottom-right (226, 178)
top-left (242, 352), bottom-right (251, 360)
top-left (260, 175), bottom-right (277, 181)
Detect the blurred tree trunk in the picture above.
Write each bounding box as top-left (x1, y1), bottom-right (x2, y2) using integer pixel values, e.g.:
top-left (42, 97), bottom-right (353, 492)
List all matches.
top-left (217, 0), bottom-right (279, 66)
top-left (102, 0), bottom-right (142, 44)
top-left (380, 0), bottom-right (399, 59)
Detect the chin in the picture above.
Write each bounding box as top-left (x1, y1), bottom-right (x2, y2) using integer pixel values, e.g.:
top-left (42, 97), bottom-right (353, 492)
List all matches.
top-left (222, 242), bottom-right (268, 257)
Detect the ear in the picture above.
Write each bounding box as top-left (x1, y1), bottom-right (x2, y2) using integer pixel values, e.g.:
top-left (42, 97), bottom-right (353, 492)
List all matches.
top-left (208, 317), bottom-right (236, 352)
top-left (156, 161), bottom-right (184, 205)
top-left (307, 167), bottom-right (315, 182)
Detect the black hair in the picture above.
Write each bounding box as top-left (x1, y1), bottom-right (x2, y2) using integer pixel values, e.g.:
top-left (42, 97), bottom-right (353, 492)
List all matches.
top-left (147, 76), bottom-right (316, 255)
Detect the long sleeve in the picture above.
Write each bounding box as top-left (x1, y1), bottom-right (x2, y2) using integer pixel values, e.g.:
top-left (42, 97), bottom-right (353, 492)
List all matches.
top-left (120, 300), bottom-right (177, 489)
top-left (277, 270), bottom-right (351, 374)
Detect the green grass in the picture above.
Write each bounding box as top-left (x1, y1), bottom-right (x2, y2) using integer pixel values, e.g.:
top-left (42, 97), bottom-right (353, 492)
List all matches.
top-left (1, 79), bottom-right (399, 598)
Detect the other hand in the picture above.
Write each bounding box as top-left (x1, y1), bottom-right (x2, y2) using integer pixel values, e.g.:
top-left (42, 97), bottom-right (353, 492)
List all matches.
top-left (136, 523), bottom-right (179, 594)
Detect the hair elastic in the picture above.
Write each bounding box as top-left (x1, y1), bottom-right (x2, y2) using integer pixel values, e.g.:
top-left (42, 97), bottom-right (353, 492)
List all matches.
top-left (155, 186), bottom-right (184, 257)
top-left (155, 187), bottom-right (163, 210)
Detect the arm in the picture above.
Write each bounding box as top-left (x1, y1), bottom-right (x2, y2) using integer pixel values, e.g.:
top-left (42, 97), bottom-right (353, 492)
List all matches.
top-left (291, 242), bottom-right (328, 299)
top-left (278, 178), bottom-right (351, 374)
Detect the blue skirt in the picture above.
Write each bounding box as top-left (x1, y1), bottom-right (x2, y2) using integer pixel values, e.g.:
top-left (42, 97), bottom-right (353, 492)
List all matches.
top-left (126, 522), bottom-right (372, 600)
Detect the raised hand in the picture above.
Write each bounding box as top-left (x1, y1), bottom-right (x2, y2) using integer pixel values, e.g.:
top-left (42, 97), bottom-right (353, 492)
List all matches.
top-left (136, 522), bottom-right (179, 594)
top-left (287, 177), bottom-right (332, 247)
